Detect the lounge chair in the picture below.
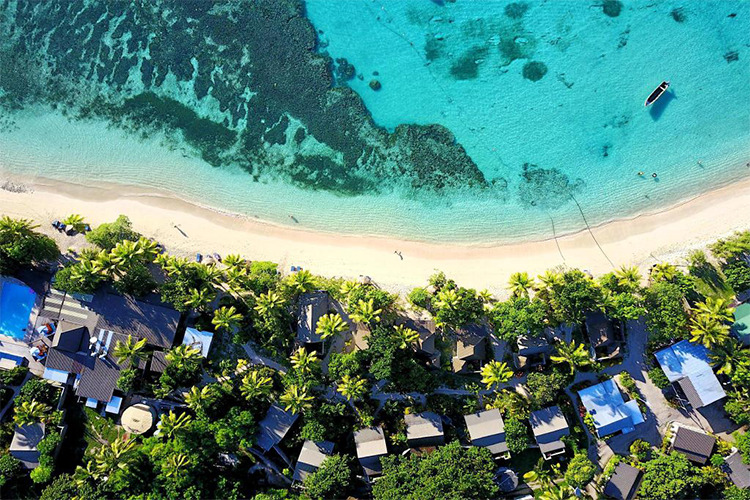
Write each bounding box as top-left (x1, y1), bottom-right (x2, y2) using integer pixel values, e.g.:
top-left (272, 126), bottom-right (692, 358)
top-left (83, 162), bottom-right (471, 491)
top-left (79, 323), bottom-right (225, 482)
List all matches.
top-left (196, 253), bottom-right (203, 263)
top-left (213, 253), bottom-right (222, 262)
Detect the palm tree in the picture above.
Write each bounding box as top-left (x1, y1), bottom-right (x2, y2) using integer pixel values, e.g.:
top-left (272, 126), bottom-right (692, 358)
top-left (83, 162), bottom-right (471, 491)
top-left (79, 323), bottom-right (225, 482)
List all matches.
top-left (339, 280), bottom-right (361, 302)
top-left (290, 347), bottom-right (319, 376)
top-left (184, 286), bottom-right (216, 311)
top-left (508, 272), bottom-right (534, 298)
top-left (0, 216), bottom-right (36, 237)
top-left (694, 297), bottom-right (735, 324)
top-left (710, 340), bottom-right (750, 375)
top-left (62, 214), bottom-right (87, 232)
top-left (159, 255), bottom-right (190, 276)
top-left (535, 270), bottom-right (563, 303)
top-left (212, 306), bottom-right (243, 333)
top-left (477, 289), bottom-right (494, 304)
top-left (240, 370), bottom-right (273, 400)
top-left (184, 385), bottom-right (213, 411)
top-left (650, 263), bottom-right (678, 283)
top-left (550, 341), bottom-right (593, 374)
top-left (254, 291), bottom-right (286, 318)
top-left (434, 288), bottom-right (459, 311)
top-left (196, 262), bottom-right (223, 287)
top-left (113, 335), bottom-right (147, 366)
top-left (109, 239), bottom-right (143, 272)
top-left (538, 483), bottom-right (577, 500)
top-left (279, 384), bottom-right (313, 414)
top-left (288, 270), bottom-right (317, 295)
top-left (615, 265), bottom-right (641, 291)
top-left (156, 411), bottom-right (192, 439)
top-left (393, 324), bottom-right (419, 349)
top-left (94, 436), bottom-right (135, 478)
top-left (163, 453), bottom-right (190, 478)
top-left (13, 400), bottom-right (50, 426)
top-left (166, 345), bottom-right (202, 372)
top-left (689, 315), bottom-right (730, 349)
top-left (222, 254), bottom-right (245, 269)
top-left (480, 361), bottom-right (513, 390)
top-left (337, 374), bottom-right (368, 401)
top-left (349, 298), bottom-right (382, 325)
top-left (316, 313), bottom-right (349, 339)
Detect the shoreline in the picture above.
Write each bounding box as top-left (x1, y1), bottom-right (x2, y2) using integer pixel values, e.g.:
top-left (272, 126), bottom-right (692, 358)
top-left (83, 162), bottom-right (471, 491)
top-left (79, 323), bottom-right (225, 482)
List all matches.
top-left (1, 172), bottom-right (749, 294)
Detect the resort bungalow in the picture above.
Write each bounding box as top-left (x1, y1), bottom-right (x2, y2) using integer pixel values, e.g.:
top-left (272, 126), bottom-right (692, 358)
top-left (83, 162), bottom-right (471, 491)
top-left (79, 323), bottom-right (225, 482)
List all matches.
top-left (40, 292), bottom-right (180, 408)
top-left (514, 331), bottom-right (552, 370)
top-left (399, 317), bottom-right (440, 367)
top-left (292, 440), bottom-right (334, 484)
top-left (451, 324), bottom-right (488, 374)
top-left (405, 411), bottom-right (444, 449)
top-left (256, 404), bottom-right (299, 454)
top-left (9, 423), bottom-right (45, 469)
top-left (354, 426), bottom-right (388, 481)
top-left (654, 340), bottom-right (726, 409)
top-left (670, 425), bottom-right (716, 465)
top-left (350, 321), bottom-right (371, 352)
top-left (464, 408), bottom-right (508, 457)
top-left (297, 291), bottom-right (329, 354)
top-left (732, 302), bottom-right (750, 346)
top-left (603, 462), bottom-right (643, 500)
top-left (724, 451), bottom-right (750, 490)
top-left (584, 312), bottom-right (623, 361)
top-left (578, 379), bottom-right (644, 438)
top-left (529, 406), bottom-right (570, 460)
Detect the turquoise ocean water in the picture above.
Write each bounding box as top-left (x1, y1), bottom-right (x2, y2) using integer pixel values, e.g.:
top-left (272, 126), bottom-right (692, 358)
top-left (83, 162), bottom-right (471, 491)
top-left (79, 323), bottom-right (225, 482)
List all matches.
top-left (0, 0), bottom-right (748, 244)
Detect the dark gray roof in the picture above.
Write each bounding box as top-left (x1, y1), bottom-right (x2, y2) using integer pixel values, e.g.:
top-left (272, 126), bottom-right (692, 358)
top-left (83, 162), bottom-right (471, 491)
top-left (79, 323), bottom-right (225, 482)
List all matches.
top-left (92, 293), bottom-right (180, 349)
top-left (495, 467), bottom-right (519, 493)
top-left (45, 345), bottom-right (88, 374)
top-left (292, 440), bottom-right (334, 482)
top-left (256, 405), bottom-right (299, 452)
top-left (677, 377), bottom-right (705, 409)
top-left (10, 423), bottom-right (45, 469)
top-left (604, 463), bottom-right (643, 500)
top-left (150, 350), bottom-right (168, 373)
top-left (724, 451), bottom-right (750, 489)
top-left (530, 406), bottom-right (570, 443)
top-left (673, 427), bottom-right (716, 464)
top-left (585, 312), bottom-right (614, 347)
top-left (296, 291), bottom-right (328, 344)
top-left (75, 332), bottom-right (128, 402)
top-left (464, 409), bottom-right (508, 455)
top-left (52, 320), bottom-right (86, 352)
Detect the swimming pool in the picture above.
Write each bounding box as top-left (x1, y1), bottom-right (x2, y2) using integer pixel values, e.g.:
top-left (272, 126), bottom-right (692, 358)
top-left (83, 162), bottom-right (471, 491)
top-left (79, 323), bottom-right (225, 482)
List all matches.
top-left (0, 281), bottom-right (36, 340)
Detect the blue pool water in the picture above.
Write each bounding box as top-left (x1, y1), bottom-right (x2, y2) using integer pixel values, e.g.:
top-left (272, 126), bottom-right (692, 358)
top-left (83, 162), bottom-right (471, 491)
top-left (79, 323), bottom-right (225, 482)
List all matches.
top-left (0, 282), bottom-right (36, 340)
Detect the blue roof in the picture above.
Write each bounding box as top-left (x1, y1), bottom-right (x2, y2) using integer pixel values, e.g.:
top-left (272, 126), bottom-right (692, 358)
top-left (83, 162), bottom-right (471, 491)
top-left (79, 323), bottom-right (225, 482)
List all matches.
top-left (578, 379), bottom-right (643, 437)
top-left (654, 340), bottom-right (726, 407)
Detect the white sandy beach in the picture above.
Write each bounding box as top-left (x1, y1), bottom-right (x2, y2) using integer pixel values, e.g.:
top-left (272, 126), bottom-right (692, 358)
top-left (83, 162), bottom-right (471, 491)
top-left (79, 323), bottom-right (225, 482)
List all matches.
top-left (1, 173), bottom-right (749, 295)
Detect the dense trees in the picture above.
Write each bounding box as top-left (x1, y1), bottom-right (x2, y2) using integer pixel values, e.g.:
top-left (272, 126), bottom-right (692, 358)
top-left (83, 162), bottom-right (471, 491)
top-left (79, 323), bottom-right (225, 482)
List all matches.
top-left (639, 452), bottom-right (699, 500)
top-left (504, 417), bottom-right (530, 455)
top-left (643, 281), bottom-right (690, 347)
top-left (489, 296), bottom-right (546, 343)
top-left (0, 216), bottom-right (59, 274)
top-left (303, 454), bottom-right (353, 499)
top-left (563, 452), bottom-right (596, 488)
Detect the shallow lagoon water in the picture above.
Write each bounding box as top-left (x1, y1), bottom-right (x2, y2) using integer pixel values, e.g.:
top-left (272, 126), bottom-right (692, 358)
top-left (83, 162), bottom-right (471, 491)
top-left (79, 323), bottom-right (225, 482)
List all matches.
top-left (0, 0), bottom-right (748, 244)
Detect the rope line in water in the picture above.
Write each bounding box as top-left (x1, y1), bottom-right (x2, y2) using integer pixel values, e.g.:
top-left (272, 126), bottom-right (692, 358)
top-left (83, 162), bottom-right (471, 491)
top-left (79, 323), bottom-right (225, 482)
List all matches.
top-left (547, 212), bottom-right (566, 262)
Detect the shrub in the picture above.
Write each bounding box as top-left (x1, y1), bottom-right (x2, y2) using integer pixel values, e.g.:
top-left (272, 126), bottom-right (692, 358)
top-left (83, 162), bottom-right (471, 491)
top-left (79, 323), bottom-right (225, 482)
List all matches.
top-left (0, 453), bottom-right (20, 487)
top-left (117, 368), bottom-right (139, 393)
top-left (630, 439), bottom-right (651, 462)
top-left (30, 464), bottom-right (53, 484)
top-left (18, 378), bottom-right (56, 406)
top-left (113, 263), bottom-right (156, 297)
top-left (504, 417), bottom-right (530, 455)
top-left (619, 371), bottom-right (637, 393)
top-left (304, 454), bottom-right (353, 499)
top-left (647, 366), bottom-right (671, 389)
top-left (526, 370), bottom-right (569, 407)
top-left (407, 287), bottom-right (431, 310)
top-left (86, 215), bottom-right (141, 250)
top-left (0, 366), bottom-right (28, 386)
top-left (724, 260), bottom-right (750, 294)
top-left (564, 452), bottom-right (597, 488)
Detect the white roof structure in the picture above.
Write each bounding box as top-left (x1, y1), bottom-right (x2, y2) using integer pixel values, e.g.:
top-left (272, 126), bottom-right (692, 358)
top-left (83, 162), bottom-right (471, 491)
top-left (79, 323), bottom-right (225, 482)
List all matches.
top-left (105, 395), bottom-right (123, 414)
top-left (464, 408), bottom-right (508, 455)
top-left (292, 440), bottom-right (334, 482)
top-left (354, 426), bottom-right (388, 479)
top-left (654, 340), bottom-right (726, 408)
top-left (182, 327), bottom-right (214, 358)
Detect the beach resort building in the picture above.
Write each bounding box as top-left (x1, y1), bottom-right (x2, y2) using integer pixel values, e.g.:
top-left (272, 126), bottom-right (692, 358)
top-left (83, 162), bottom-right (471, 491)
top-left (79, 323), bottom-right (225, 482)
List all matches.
top-left (724, 451), bottom-right (750, 490)
top-left (354, 426), bottom-right (388, 481)
top-left (399, 317), bottom-right (440, 367)
top-left (9, 423), bottom-right (45, 469)
top-left (256, 404), bottom-right (299, 454)
top-left (292, 440), bottom-right (334, 483)
top-left (578, 379), bottom-right (644, 438)
top-left (654, 340), bottom-right (726, 409)
top-left (514, 331), bottom-right (552, 370)
top-left (464, 408), bottom-right (508, 457)
top-left (451, 324), bottom-right (489, 374)
top-left (584, 312), bottom-right (623, 361)
top-left (529, 406), bottom-right (570, 460)
top-left (732, 302), bottom-right (750, 346)
top-left (39, 291), bottom-right (180, 410)
top-left (603, 462), bottom-right (643, 500)
top-left (670, 425), bottom-right (716, 465)
top-left (405, 411), bottom-right (444, 449)
top-left (296, 291), bottom-right (329, 354)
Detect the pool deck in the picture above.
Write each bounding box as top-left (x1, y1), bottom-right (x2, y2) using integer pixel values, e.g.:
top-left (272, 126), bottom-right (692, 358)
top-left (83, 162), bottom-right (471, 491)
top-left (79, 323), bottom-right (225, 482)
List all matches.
top-left (0, 336), bottom-right (45, 376)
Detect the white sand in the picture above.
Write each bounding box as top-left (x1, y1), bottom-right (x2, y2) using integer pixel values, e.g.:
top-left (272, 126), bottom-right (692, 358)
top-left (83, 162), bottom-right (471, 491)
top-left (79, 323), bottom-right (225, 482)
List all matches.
top-left (1, 172), bottom-right (749, 296)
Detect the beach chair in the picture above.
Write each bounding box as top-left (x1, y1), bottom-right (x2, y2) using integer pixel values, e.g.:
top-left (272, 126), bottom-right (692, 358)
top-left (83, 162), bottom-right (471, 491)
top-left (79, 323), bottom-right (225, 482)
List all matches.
top-left (213, 253), bottom-right (222, 262)
top-left (196, 253), bottom-right (203, 263)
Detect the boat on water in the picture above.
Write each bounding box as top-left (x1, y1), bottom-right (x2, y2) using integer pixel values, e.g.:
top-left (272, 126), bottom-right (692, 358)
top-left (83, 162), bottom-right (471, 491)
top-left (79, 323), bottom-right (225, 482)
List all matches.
top-left (644, 81), bottom-right (670, 107)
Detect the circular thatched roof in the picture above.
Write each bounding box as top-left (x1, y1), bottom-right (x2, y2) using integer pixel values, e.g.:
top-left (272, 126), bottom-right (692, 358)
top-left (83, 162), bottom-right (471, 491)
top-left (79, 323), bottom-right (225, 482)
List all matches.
top-left (121, 403), bottom-right (156, 434)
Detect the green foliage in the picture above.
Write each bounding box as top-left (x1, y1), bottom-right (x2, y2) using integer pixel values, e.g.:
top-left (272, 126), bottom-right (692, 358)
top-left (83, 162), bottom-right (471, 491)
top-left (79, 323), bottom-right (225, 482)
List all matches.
top-left (407, 287), bottom-right (431, 310)
top-left (17, 378), bottom-right (56, 406)
top-left (710, 453), bottom-right (725, 467)
top-left (53, 262), bottom-right (100, 294)
top-left (366, 326), bottom-right (436, 393)
top-left (40, 473), bottom-right (102, 500)
top-left (0, 366), bottom-right (28, 386)
top-left (431, 286), bottom-right (483, 329)
top-left (630, 439), bottom-right (651, 462)
top-left (639, 452), bottom-right (699, 500)
top-left (725, 393), bottom-right (750, 426)
top-left (644, 281), bottom-right (689, 347)
top-left (0, 216), bottom-right (59, 274)
top-left (0, 453), bottom-right (20, 488)
top-left (299, 420), bottom-right (326, 442)
top-left (525, 370), bottom-right (569, 408)
top-left (619, 371), bottom-right (637, 393)
top-left (723, 260), bottom-right (750, 294)
top-left (725, 486), bottom-right (750, 500)
top-left (211, 407), bottom-right (256, 452)
top-left (372, 441), bottom-right (499, 500)
top-left (735, 431), bottom-right (750, 464)
top-left (504, 417), bottom-right (530, 455)
top-left (37, 432), bottom-right (61, 466)
top-left (30, 464), bottom-right (53, 483)
top-left (545, 269), bottom-right (603, 325)
top-left (113, 262), bottom-right (156, 297)
top-left (246, 261), bottom-right (280, 294)
top-left (303, 454), bottom-right (353, 500)
top-left (86, 215), bottom-right (141, 250)
top-left (117, 368), bottom-right (139, 393)
top-left (647, 366), bottom-right (671, 389)
top-left (564, 452), bottom-right (596, 488)
top-left (710, 231), bottom-right (750, 261)
top-left (489, 297), bottom-right (546, 343)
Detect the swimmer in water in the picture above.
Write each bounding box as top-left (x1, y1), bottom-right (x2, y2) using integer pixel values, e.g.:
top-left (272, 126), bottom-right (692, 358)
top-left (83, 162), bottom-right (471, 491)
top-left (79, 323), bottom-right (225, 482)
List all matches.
top-left (637, 171), bottom-right (644, 176)
top-left (652, 173), bottom-right (658, 178)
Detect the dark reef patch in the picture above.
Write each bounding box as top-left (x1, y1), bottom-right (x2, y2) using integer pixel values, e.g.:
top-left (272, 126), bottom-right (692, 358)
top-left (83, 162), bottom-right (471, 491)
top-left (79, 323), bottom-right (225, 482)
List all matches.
top-left (504, 2), bottom-right (529, 20)
top-left (0, 0), bottom-right (489, 198)
top-left (449, 46), bottom-right (488, 80)
top-left (602, 0), bottom-right (623, 18)
top-left (724, 51), bottom-right (739, 63)
top-left (424, 37), bottom-right (445, 61)
top-left (671, 8), bottom-right (686, 23)
top-left (522, 61), bottom-right (548, 82)
top-left (518, 164), bottom-right (584, 209)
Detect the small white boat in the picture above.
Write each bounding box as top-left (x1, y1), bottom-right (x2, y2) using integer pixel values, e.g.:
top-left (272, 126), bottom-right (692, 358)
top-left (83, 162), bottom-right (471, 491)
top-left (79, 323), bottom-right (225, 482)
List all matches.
top-left (645, 81), bottom-right (670, 107)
